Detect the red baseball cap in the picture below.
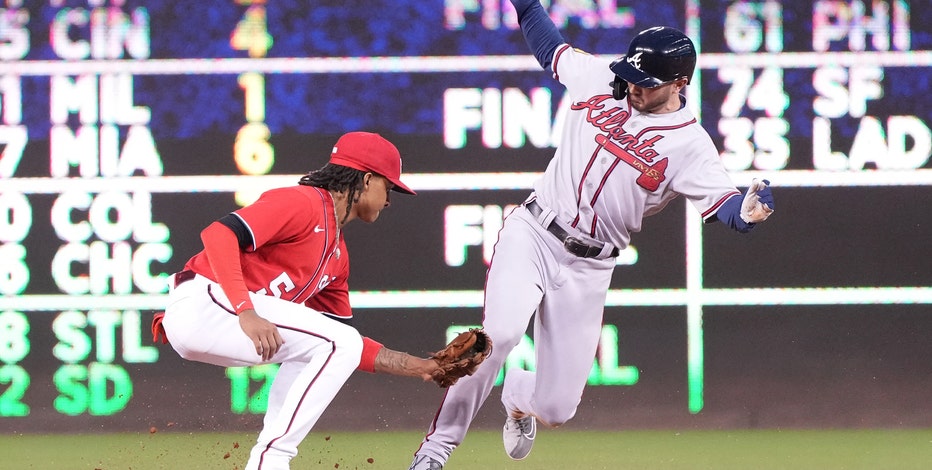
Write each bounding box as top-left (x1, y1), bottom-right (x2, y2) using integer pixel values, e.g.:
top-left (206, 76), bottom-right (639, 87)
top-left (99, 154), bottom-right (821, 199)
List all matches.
top-left (328, 132), bottom-right (416, 195)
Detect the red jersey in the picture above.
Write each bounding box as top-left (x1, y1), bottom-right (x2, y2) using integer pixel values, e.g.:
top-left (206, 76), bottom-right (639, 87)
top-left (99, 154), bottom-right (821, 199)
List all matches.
top-left (184, 185), bottom-right (352, 319)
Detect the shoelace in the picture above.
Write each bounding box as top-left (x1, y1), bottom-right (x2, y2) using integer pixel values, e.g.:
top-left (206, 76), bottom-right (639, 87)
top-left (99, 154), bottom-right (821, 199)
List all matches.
top-left (516, 417), bottom-right (534, 436)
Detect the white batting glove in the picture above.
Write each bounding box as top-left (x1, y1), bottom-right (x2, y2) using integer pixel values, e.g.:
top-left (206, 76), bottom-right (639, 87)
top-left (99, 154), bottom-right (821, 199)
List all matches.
top-left (740, 178), bottom-right (775, 224)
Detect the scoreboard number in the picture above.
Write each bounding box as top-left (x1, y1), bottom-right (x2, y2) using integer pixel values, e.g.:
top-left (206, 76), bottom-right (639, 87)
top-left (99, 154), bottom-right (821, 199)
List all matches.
top-left (0, 310), bottom-right (30, 417)
top-left (717, 66), bottom-right (790, 171)
top-left (230, 1), bottom-right (273, 58)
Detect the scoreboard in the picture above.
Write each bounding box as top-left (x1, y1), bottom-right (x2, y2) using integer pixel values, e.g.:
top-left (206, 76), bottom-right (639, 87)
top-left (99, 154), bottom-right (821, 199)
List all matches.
top-left (1, 0), bottom-right (930, 432)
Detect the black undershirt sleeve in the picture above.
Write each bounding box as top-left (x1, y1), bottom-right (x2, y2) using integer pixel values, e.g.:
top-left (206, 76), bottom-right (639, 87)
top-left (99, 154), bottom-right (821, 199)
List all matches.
top-left (217, 214), bottom-right (253, 250)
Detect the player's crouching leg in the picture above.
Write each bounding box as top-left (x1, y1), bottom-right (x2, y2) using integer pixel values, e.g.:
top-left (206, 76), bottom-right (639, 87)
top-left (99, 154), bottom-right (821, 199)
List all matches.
top-left (245, 318), bottom-right (363, 470)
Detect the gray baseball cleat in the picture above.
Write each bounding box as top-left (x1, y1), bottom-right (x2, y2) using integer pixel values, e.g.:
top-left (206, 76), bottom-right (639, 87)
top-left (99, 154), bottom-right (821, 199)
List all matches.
top-left (408, 454), bottom-right (443, 470)
top-left (502, 414), bottom-right (537, 460)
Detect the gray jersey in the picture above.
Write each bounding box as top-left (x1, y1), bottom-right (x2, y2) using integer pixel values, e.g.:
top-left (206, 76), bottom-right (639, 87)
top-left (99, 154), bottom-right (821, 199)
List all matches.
top-left (533, 44), bottom-right (741, 250)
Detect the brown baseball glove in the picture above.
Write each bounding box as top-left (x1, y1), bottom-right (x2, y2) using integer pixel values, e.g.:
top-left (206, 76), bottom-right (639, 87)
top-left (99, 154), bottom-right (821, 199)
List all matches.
top-left (429, 328), bottom-right (492, 388)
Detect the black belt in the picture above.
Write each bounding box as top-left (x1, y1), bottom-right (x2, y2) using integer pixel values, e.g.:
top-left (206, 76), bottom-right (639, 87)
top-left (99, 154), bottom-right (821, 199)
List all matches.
top-left (173, 270), bottom-right (196, 288)
top-left (525, 201), bottom-right (619, 259)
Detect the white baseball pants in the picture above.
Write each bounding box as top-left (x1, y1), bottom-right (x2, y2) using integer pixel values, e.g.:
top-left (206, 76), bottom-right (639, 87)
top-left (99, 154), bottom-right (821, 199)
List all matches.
top-left (415, 204), bottom-right (615, 462)
top-left (161, 273), bottom-right (363, 470)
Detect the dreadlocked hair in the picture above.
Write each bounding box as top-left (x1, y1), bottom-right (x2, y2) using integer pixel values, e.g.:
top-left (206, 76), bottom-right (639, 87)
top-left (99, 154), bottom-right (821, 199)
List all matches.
top-left (298, 163), bottom-right (368, 224)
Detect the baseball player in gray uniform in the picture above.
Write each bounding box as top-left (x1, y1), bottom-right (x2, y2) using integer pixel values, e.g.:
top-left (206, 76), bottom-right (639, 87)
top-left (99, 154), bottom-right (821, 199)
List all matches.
top-left (407, 1), bottom-right (775, 468)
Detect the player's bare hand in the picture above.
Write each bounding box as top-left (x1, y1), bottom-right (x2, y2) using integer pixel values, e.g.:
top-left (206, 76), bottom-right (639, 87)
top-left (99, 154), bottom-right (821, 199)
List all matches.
top-left (238, 309), bottom-right (284, 361)
top-left (419, 358), bottom-right (442, 382)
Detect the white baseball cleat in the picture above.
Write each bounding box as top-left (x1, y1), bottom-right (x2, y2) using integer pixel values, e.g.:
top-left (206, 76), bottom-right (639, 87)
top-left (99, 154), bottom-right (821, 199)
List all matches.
top-left (502, 414), bottom-right (537, 460)
top-left (408, 454), bottom-right (444, 470)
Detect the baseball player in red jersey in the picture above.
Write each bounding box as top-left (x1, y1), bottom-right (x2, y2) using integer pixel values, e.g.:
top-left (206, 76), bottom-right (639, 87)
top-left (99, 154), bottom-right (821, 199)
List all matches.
top-left (151, 132), bottom-right (441, 470)
top-left (407, 2), bottom-right (775, 469)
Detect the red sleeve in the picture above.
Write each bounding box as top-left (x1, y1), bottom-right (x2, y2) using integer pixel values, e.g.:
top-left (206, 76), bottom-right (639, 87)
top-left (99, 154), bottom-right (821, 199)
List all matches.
top-left (357, 336), bottom-right (383, 373)
top-left (201, 221), bottom-right (253, 314)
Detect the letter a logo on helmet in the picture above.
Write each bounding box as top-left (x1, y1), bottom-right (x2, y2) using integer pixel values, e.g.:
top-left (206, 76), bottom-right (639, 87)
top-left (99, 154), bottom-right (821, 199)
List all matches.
top-left (609, 26), bottom-right (697, 89)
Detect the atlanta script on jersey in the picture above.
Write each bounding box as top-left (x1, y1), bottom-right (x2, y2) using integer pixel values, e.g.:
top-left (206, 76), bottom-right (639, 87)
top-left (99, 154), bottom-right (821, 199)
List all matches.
top-left (534, 45), bottom-right (741, 250)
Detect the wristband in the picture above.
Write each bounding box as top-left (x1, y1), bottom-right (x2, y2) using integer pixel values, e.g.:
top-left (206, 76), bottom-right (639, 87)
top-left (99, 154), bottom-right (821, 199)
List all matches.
top-left (357, 336), bottom-right (384, 373)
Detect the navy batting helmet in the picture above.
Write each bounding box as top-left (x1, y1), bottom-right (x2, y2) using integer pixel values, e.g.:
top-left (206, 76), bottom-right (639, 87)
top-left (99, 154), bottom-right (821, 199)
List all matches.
top-left (610, 26), bottom-right (697, 88)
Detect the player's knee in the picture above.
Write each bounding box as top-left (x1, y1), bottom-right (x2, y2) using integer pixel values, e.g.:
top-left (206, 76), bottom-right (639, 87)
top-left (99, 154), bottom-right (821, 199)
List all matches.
top-left (330, 326), bottom-right (363, 368)
top-left (535, 402), bottom-right (578, 428)
top-left (479, 325), bottom-right (524, 355)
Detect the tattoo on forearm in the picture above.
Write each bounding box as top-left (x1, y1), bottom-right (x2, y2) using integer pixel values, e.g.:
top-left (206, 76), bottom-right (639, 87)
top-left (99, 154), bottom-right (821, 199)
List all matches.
top-left (375, 348), bottom-right (414, 376)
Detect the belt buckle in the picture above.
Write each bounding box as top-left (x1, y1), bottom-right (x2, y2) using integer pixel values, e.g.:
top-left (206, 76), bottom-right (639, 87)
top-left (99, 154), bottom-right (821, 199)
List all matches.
top-left (564, 237), bottom-right (599, 258)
